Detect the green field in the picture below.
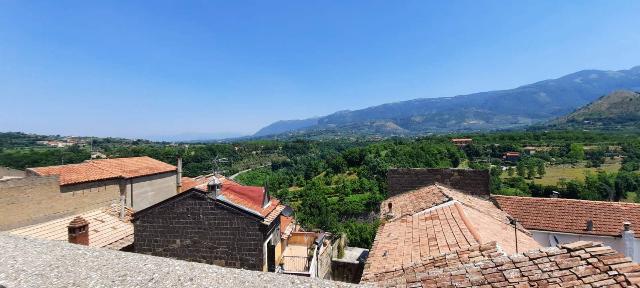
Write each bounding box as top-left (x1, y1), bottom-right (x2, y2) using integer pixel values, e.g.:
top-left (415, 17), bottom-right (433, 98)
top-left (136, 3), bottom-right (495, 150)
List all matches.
top-left (522, 158), bottom-right (622, 186)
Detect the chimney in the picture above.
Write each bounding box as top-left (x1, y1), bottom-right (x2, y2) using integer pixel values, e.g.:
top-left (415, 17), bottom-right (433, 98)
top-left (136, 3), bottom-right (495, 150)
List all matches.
top-left (586, 219), bottom-right (594, 231)
top-left (384, 202), bottom-right (395, 220)
top-left (68, 216), bottom-right (89, 246)
top-left (262, 182), bottom-right (270, 208)
top-left (207, 176), bottom-right (222, 197)
top-left (176, 157), bottom-right (183, 193)
top-left (622, 222), bottom-right (636, 260)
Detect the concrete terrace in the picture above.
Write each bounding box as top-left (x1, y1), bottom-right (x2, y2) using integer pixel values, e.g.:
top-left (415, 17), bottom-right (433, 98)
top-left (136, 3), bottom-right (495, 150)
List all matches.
top-left (0, 233), bottom-right (359, 288)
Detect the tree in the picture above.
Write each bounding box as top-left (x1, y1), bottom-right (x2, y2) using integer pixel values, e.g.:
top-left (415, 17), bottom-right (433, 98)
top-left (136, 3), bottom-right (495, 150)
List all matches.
top-left (615, 172), bottom-right (638, 201)
top-left (297, 180), bottom-right (337, 231)
top-left (526, 162), bottom-right (536, 179)
top-left (516, 161), bottom-right (526, 178)
top-left (536, 161), bottom-right (546, 178)
top-left (327, 154), bottom-right (347, 174)
top-left (567, 143), bottom-right (585, 162)
top-left (507, 166), bottom-right (515, 177)
top-left (490, 167), bottom-right (503, 194)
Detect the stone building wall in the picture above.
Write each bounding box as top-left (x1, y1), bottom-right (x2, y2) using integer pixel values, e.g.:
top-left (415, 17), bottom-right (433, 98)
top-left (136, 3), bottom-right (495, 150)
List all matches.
top-left (134, 192), bottom-right (268, 271)
top-left (0, 176), bottom-right (120, 230)
top-left (387, 168), bottom-right (490, 197)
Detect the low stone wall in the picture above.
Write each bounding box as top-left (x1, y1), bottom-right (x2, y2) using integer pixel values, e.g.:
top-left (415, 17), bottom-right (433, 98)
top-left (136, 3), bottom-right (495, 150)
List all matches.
top-left (0, 166), bottom-right (25, 178)
top-left (0, 233), bottom-right (358, 288)
top-left (387, 168), bottom-right (490, 197)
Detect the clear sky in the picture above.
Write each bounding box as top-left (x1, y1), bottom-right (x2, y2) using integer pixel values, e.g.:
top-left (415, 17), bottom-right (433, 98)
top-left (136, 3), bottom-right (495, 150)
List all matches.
top-left (1, 1), bottom-right (640, 139)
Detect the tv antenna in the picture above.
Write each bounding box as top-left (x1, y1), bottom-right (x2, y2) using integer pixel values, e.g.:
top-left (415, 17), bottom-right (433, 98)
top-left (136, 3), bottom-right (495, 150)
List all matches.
top-left (211, 156), bottom-right (229, 175)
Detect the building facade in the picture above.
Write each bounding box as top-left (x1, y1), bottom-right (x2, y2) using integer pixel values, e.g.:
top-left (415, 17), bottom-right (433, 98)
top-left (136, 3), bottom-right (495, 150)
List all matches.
top-left (495, 195), bottom-right (640, 262)
top-left (133, 178), bottom-right (287, 272)
top-left (26, 156), bottom-right (178, 211)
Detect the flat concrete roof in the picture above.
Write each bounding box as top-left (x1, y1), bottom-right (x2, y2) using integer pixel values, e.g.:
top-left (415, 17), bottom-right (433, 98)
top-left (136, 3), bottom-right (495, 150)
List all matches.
top-left (333, 247), bottom-right (369, 264)
top-left (0, 233), bottom-right (360, 288)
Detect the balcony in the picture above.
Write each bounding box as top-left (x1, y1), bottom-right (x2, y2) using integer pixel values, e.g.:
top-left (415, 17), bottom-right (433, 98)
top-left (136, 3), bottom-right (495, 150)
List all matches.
top-left (278, 232), bottom-right (320, 277)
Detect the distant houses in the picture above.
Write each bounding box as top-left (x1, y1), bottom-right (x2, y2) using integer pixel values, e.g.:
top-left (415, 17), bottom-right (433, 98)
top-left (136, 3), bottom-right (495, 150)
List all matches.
top-left (450, 138), bottom-right (472, 147)
top-left (502, 151), bottom-right (521, 162)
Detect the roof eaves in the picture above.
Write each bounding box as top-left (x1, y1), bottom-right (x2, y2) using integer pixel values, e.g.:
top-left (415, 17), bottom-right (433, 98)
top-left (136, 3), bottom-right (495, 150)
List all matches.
top-left (214, 195), bottom-right (265, 219)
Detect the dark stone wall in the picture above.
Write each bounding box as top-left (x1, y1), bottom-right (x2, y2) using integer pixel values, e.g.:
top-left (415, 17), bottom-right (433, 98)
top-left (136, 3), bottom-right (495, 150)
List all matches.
top-left (387, 168), bottom-right (490, 197)
top-left (133, 192), bottom-right (268, 271)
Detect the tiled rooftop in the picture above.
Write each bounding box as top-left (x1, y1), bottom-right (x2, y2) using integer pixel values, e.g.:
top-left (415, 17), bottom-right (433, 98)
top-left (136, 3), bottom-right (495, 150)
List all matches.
top-left (9, 204), bottom-right (134, 250)
top-left (363, 241), bottom-right (640, 287)
top-left (280, 215), bottom-right (295, 239)
top-left (186, 175), bottom-right (282, 219)
top-left (495, 195), bottom-right (640, 238)
top-left (365, 202), bottom-right (479, 275)
top-left (363, 184), bottom-right (544, 285)
top-left (380, 185), bottom-right (450, 220)
top-left (28, 156), bottom-right (176, 185)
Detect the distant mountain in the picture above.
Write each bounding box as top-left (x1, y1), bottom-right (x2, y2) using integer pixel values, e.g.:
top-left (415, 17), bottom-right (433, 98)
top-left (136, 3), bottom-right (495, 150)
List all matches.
top-left (549, 90), bottom-right (640, 130)
top-left (254, 66), bottom-right (640, 137)
top-left (145, 132), bottom-right (246, 142)
top-left (253, 117), bottom-right (319, 137)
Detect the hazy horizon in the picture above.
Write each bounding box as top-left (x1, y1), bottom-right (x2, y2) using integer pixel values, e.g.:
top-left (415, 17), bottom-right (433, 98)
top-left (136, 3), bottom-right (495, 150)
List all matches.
top-left (1, 1), bottom-right (640, 139)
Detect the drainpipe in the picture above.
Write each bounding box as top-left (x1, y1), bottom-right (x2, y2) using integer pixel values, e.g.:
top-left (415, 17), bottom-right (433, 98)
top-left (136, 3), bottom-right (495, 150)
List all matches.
top-left (176, 157), bottom-right (182, 193)
top-left (119, 193), bottom-right (126, 220)
top-left (622, 222), bottom-right (636, 260)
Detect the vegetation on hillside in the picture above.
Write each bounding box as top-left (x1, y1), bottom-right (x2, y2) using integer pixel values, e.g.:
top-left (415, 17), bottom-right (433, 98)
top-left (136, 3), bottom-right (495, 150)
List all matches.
top-left (2, 130), bottom-right (639, 248)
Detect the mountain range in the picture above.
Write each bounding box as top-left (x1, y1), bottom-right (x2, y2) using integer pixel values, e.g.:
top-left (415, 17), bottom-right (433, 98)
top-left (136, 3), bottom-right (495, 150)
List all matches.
top-left (254, 66), bottom-right (640, 137)
top-left (548, 90), bottom-right (640, 130)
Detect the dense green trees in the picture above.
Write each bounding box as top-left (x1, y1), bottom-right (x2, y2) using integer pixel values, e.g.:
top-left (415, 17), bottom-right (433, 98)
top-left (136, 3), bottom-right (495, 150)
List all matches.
top-left (3, 130), bottom-right (640, 247)
top-left (0, 145), bottom-right (90, 169)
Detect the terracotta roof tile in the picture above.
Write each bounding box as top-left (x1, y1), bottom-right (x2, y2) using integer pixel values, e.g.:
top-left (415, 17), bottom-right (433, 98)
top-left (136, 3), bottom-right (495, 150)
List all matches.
top-left (28, 156), bottom-right (176, 185)
top-left (191, 176), bottom-right (281, 219)
top-left (380, 185), bottom-right (450, 219)
top-left (365, 203), bottom-right (480, 276)
top-left (362, 241), bottom-right (640, 287)
top-left (9, 204), bottom-right (134, 249)
top-left (494, 195), bottom-right (640, 238)
top-left (179, 177), bottom-right (199, 193)
top-left (364, 184), bottom-right (542, 285)
top-left (280, 215), bottom-right (295, 239)
top-left (28, 163), bottom-right (120, 186)
top-left (87, 156), bottom-right (175, 179)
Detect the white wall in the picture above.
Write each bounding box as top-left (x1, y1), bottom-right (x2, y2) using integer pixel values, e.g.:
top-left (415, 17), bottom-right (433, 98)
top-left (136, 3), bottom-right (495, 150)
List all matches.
top-left (126, 172), bottom-right (178, 210)
top-left (532, 230), bottom-right (640, 262)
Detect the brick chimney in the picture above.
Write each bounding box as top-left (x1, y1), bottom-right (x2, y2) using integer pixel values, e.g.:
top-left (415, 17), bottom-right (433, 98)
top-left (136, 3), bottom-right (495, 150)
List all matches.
top-left (68, 216), bottom-right (89, 246)
top-left (207, 176), bottom-right (222, 197)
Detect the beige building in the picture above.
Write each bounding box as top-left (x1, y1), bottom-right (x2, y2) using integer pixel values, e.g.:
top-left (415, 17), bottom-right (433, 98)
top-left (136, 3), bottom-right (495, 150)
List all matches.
top-left (26, 156), bottom-right (179, 211)
top-left (0, 157), bottom-right (178, 230)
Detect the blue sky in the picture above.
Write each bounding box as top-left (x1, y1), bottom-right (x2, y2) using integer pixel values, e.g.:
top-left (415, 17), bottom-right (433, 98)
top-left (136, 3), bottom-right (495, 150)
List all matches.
top-left (1, 1), bottom-right (640, 139)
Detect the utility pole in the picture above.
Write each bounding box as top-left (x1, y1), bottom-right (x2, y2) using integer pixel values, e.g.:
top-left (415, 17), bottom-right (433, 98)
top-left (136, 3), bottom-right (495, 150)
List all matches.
top-left (509, 216), bottom-right (519, 253)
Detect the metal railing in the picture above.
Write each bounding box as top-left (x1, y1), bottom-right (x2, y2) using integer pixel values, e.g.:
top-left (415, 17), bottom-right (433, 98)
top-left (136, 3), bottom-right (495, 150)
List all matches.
top-left (281, 256), bottom-right (310, 273)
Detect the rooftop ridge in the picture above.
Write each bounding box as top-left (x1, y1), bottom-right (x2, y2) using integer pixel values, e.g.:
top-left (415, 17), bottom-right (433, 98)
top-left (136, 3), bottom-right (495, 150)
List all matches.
top-left (493, 194), bottom-right (640, 207)
top-left (362, 240), bottom-right (640, 287)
